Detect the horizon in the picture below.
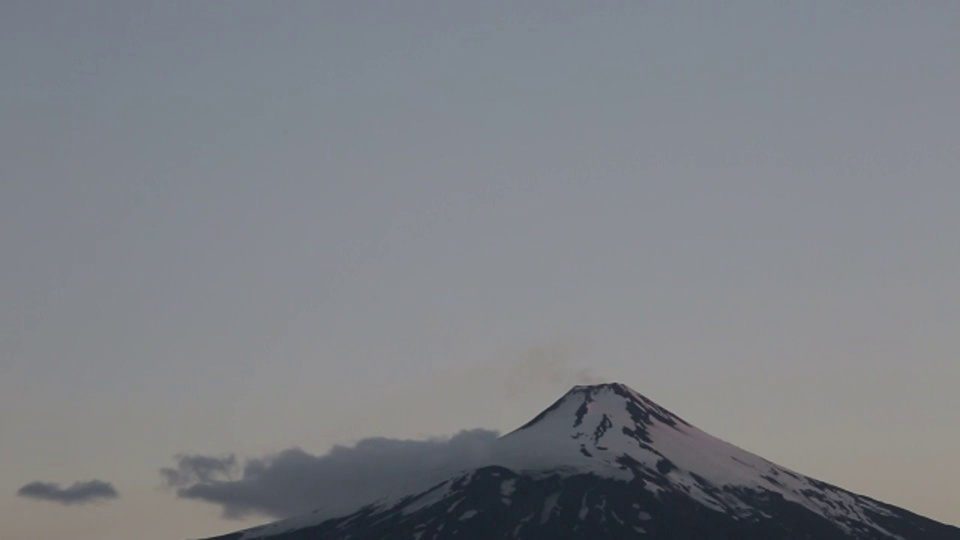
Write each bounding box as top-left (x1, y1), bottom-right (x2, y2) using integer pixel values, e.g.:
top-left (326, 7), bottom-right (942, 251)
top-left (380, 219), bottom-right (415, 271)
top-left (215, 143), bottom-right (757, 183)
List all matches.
top-left (3, 2), bottom-right (959, 539)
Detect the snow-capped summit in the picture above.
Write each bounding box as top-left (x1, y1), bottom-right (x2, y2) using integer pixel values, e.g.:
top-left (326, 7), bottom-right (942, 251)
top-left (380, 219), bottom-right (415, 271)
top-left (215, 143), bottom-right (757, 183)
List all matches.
top-left (513, 382), bottom-right (688, 433)
top-left (495, 382), bottom-right (934, 537)
top-left (204, 383), bottom-right (960, 540)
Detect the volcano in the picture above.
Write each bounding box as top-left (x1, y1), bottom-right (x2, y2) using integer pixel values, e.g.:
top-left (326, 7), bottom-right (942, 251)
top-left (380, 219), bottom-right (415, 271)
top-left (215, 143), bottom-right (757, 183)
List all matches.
top-left (202, 383), bottom-right (960, 539)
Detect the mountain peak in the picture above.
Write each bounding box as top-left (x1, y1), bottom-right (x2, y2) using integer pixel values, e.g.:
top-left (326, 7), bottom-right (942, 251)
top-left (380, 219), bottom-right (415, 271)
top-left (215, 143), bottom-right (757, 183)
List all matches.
top-left (566, 381), bottom-right (641, 401)
top-left (569, 381), bottom-right (633, 392)
top-left (512, 382), bottom-right (689, 436)
top-left (205, 381), bottom-right (960, 540)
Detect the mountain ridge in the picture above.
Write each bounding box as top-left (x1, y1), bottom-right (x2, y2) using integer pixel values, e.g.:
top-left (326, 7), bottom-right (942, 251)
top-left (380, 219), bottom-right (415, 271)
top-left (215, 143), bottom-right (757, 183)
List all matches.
top-left (200, 382), bottom-right (960, 540)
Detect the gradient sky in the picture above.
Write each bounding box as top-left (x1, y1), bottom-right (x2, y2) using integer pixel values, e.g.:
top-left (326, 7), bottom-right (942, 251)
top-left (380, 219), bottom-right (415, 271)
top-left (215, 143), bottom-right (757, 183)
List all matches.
top-left (2, 2), bottom-right (959, 539)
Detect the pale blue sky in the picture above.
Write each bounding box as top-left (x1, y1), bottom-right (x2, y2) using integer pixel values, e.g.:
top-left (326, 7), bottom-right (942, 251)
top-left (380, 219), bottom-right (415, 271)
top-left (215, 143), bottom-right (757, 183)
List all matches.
top-left (2, 2), bottom-right (959, 538)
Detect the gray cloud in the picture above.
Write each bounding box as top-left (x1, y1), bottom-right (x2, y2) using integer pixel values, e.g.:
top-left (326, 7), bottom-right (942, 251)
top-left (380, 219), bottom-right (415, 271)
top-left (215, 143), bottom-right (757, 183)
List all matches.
top-left (160, 454), bottom-right (237, 487)
top-left (161, 429), bottom-right (500, 519)
top-left (16, 480), bottom-right (119, 505)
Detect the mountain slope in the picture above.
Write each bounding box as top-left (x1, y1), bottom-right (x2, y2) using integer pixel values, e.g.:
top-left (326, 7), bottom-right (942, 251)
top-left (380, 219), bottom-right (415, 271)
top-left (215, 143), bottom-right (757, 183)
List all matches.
top-left (202, 383), bottom-right (960, 540)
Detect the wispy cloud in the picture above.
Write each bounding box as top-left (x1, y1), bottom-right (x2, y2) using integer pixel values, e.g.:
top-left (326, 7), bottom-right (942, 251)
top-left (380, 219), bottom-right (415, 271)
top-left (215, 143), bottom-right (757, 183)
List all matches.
top-left (505, 340), bottom-right (602, 396)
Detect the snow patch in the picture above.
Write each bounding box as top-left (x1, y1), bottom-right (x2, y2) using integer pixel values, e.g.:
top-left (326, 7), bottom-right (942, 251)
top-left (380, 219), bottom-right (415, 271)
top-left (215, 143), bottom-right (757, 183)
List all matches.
top-left (539, 492), bottom-right (560, 524)
top-left (499, 478), bottom-right (516, 505)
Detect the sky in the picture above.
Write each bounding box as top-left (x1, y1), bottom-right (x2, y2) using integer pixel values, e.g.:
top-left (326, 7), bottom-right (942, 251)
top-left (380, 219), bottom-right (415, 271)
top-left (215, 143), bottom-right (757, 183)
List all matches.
top-left (1, 1), bottom-right (959, 538)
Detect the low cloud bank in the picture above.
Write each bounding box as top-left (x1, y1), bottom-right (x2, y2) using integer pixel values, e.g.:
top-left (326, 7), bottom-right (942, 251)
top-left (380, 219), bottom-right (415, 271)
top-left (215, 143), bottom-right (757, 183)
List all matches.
top-left (17, 480), bottom-right (119, 505)
top-left (161, 429), bottom-right (500, 519)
